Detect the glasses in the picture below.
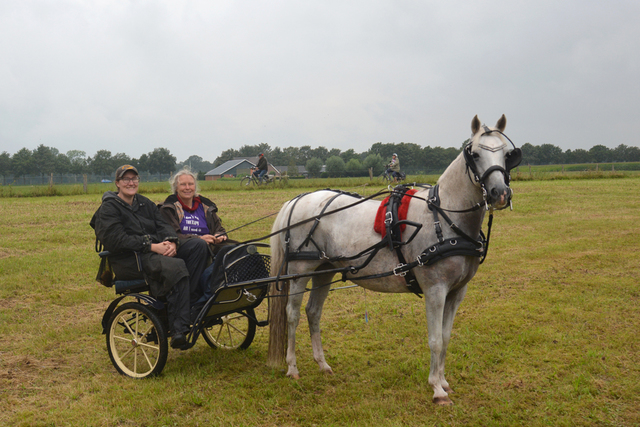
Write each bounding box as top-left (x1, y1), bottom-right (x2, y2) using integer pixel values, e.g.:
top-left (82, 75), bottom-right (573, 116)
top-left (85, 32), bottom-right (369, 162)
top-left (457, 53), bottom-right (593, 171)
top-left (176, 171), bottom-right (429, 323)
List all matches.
top-left (119, 177), bottom-right (140, 184)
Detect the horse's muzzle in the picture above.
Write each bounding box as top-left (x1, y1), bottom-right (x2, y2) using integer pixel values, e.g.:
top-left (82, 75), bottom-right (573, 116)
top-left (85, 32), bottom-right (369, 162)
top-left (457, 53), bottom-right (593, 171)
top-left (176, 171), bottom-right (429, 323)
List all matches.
top-left (487, 185), bottom-right (511, 209)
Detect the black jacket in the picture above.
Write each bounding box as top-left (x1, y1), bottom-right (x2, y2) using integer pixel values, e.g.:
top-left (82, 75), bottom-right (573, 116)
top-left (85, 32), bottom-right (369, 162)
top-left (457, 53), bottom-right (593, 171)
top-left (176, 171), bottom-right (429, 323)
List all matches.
top-left (91, 191), bottom-right (178, 254)
top-left (90, 191), bottom-right (186, 296)
top-left (256, 156), bottom-right (268, 171)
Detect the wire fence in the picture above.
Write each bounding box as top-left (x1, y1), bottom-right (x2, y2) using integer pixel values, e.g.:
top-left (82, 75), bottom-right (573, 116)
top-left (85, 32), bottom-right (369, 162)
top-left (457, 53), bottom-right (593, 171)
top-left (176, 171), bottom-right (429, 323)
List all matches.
top-left (0, 172), bottom-right (173, 186)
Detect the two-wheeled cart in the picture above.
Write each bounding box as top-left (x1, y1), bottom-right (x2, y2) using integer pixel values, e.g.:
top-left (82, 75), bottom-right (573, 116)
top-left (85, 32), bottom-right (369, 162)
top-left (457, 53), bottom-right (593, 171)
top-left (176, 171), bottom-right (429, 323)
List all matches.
top-left (100, 243), bottom-right (273, 378)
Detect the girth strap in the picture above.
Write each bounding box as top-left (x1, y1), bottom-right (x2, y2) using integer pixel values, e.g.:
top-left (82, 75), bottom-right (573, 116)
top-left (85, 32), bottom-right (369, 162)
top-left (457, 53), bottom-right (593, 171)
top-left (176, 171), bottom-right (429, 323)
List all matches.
top-left (383, 185), bottom-right (423, 296)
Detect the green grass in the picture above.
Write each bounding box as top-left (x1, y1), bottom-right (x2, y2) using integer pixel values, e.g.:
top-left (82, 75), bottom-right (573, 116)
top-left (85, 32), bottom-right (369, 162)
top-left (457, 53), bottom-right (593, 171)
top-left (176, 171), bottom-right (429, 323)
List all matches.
top-left (0, 177), bottom-right (639, 426)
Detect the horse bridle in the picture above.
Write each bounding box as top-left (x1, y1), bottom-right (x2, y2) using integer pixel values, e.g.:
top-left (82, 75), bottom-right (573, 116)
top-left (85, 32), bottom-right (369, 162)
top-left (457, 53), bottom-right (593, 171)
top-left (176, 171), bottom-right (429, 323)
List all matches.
top-left (463, 125), bottom-right (522, 208)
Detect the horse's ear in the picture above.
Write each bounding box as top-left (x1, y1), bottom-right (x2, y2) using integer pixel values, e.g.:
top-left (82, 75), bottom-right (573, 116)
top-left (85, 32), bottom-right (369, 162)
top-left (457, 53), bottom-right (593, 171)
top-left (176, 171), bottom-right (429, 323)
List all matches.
top-left (471, 115), bottom-right (481, 135)
top-left (495, 114), bottom-right (506, 132)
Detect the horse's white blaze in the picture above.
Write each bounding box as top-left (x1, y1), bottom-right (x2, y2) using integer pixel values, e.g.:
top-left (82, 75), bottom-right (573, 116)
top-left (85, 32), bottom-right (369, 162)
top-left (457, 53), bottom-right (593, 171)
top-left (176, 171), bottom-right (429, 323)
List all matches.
top-left (270, 116), bottom-right (514, 405)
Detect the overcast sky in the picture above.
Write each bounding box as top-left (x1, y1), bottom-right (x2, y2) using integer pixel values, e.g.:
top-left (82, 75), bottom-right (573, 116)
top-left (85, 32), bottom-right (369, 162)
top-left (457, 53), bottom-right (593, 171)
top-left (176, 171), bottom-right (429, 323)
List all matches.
top-left (1, 0), bottom-right (638, 162)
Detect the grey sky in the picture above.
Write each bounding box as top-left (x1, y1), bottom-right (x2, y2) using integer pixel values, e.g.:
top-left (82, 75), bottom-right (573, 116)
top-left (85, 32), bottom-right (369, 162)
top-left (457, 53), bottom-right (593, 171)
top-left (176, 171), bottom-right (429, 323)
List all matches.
top-left (1, 0), bottom-right (638, 162)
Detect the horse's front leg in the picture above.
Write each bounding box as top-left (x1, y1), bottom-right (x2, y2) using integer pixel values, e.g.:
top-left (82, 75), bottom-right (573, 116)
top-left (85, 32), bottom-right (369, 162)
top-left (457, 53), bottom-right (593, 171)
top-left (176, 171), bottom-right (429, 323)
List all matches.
top-left (306, 274), bottom-right (334, 374)
top-left (438, 284), bottom-right (468, 395)
top-left (424, 285), bottom-right (453, 405)
top-left (285, 278), bottom-right (308, 379)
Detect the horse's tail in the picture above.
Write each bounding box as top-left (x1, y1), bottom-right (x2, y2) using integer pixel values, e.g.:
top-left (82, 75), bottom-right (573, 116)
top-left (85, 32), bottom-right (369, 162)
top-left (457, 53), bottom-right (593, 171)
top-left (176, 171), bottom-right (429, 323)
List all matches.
top-left (267, 203), bottom-right (290, 367)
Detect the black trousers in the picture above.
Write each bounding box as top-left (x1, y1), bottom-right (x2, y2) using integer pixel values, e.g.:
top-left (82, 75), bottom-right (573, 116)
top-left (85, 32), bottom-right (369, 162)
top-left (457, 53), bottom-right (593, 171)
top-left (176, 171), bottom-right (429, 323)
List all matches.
top-left (176, 238), bottom-right (210, 306)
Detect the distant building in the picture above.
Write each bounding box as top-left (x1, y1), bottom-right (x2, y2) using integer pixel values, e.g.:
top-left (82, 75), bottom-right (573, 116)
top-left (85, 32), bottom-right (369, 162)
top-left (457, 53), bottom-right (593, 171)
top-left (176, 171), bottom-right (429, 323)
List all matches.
top-left (204, 157), bottom-right (280, 180)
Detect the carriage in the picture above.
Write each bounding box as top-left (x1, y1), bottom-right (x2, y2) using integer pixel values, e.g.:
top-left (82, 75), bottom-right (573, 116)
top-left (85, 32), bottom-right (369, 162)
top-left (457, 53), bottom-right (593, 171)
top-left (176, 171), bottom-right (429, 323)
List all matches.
top-left (99, 243), bottom-right (274, 378)
top-left (97, 115), bottom-right (521, 405)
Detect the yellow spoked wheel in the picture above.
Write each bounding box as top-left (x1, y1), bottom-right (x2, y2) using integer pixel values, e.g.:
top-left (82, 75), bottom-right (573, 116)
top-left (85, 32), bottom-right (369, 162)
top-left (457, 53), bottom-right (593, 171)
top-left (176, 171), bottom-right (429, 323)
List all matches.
top-left (202, 308), bottom-right (256, 350)
top-left (106, 302), bottom-right (168, 378)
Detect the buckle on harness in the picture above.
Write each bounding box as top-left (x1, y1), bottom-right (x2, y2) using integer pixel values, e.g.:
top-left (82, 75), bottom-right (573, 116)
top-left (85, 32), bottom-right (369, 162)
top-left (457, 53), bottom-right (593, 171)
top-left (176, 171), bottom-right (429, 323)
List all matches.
top-left (393, 264), bottom-right (407, 277)
top-left (384, 211), bottom-right (393, 225)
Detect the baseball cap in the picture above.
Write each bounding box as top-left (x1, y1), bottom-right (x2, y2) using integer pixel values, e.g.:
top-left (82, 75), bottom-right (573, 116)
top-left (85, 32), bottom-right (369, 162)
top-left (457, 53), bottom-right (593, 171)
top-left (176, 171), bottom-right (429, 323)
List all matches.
top-left (115, 165), bottom-right (139, 181)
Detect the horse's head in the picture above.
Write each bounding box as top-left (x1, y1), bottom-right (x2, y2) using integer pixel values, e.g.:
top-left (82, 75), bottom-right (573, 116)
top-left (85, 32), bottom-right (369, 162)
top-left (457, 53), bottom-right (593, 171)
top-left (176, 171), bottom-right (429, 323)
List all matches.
top-left (464, 115), bottom-right (522, 209)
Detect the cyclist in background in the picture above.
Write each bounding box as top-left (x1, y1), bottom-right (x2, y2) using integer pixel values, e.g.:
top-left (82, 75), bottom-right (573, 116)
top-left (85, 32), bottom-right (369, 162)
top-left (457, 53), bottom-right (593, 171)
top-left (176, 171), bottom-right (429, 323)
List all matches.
top-left (253, 153), bottom-right (269, 183)
top-left (386, 153), bottom-right (401, 182)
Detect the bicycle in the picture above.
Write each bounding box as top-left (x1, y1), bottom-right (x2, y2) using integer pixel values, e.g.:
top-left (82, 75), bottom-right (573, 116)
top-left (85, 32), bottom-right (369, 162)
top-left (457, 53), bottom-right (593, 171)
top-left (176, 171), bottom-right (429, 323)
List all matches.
top-left (241, 170), bottom-right (277, 186)
top-left (379, 169), bottom-right (405, 184)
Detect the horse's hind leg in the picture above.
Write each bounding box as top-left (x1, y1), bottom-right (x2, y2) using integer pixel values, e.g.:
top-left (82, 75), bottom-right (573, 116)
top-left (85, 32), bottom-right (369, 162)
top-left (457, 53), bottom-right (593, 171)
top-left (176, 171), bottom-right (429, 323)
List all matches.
top-left (286, 276), bottom-right (311, 379)
top-left (306, 273), bottom-right (334, 375)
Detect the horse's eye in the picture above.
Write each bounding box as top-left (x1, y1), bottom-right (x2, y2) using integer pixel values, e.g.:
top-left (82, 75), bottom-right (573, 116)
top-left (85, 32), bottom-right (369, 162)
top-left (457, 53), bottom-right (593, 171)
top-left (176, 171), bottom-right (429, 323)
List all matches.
top-left (472, 152), bottom-right (480, 159)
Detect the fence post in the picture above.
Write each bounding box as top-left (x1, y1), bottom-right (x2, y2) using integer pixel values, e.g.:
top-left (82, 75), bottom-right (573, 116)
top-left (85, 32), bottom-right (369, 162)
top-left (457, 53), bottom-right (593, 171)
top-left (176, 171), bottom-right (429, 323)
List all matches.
top-left (49, 173), bottom-right (54, 190)
top-left (83, 174), bottom-right (88, 193)
top-left (368, 167), bottom-right (373, 181)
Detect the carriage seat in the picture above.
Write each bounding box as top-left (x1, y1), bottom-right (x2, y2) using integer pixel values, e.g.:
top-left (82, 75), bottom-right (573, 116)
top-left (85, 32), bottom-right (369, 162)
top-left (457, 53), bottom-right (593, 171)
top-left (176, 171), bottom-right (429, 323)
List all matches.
top-left (98, 251), bottom-right (149, 295)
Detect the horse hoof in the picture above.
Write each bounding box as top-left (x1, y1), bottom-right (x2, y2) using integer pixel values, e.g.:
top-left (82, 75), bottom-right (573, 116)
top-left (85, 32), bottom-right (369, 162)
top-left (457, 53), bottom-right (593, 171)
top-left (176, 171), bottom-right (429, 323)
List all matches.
top-left (433, 396), bottom-right (454, 406)
top-left (287, 373), bottom-right (300, 380)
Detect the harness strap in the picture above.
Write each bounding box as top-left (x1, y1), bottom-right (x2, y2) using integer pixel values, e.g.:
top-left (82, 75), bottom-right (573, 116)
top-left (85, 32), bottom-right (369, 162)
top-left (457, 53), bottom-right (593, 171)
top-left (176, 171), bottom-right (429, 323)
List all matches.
top-left (428, 186), bottom-right (444, 243)
top-left (427, 184), bottom-right (483, 249)
top-left (296, 191), bottom-right (347, 253)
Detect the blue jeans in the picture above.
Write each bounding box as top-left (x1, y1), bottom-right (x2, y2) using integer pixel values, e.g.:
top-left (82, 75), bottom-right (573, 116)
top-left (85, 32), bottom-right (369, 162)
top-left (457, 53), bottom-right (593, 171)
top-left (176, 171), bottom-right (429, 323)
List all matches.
top-left (254, 169), bottom-right (267, 182)
top-left (197, 262), bottom-right (215, 305)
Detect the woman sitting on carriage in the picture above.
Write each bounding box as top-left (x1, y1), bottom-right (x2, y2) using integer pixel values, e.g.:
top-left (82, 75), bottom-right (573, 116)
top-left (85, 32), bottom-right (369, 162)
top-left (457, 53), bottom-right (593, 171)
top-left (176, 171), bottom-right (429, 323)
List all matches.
top-left (159, 168), bottom-right (236, 306)
top-left (91, 165), bottom-right (209, 349)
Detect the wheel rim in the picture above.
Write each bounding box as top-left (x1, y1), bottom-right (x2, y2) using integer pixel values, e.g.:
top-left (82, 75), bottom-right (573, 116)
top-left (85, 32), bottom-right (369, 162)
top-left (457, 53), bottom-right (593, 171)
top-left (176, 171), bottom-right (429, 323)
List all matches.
top-left (203, 313), bottom-right (251, 350)
top-left (108, 308), bottom-right (162, 378)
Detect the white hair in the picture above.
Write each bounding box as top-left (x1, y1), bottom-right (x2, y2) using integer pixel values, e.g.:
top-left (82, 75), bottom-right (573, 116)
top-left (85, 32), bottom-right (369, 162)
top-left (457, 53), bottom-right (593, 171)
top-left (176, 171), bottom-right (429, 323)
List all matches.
top-left (170, 168), bottom-right (200, 194)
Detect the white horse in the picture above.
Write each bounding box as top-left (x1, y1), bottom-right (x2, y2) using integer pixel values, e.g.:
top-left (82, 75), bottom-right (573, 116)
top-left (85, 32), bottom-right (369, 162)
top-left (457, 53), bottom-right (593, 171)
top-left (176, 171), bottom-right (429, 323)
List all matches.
top-left (269, 115), bottom-right (520, 405)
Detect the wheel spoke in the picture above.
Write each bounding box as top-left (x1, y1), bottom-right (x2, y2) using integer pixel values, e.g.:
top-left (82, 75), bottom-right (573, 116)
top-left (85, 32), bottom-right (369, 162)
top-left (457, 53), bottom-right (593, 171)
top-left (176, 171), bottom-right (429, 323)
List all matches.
top-left (227, 322), bottom-right (248, 336)
top-left (224, 324), bottom-right (235, 347)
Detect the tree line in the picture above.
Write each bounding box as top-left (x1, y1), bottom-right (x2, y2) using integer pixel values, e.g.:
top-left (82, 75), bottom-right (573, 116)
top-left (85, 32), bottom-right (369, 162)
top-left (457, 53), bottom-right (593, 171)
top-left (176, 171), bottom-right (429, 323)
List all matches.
top-left (1, 140), bottom-right (638, 182)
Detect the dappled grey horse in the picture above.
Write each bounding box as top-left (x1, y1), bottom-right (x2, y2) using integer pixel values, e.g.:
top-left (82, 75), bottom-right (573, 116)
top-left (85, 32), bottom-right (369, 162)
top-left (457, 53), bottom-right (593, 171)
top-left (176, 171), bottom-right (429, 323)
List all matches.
top-left (269, 115), bottom-right (521, 405)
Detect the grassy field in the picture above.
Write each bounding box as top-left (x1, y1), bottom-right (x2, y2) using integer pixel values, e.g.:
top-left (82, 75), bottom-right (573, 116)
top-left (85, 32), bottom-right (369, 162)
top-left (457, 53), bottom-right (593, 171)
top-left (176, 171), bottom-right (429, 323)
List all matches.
top-left (0, 177), bottom-right (639, 426)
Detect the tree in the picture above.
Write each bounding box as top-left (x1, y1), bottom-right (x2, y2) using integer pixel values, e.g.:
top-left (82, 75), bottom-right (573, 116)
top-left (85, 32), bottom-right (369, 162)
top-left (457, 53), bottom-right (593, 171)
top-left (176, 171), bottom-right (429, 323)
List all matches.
top-left (362, 153), bottom-right (384, 175)
top-left (340, 148), bottom-right (359, 163)
top-left (520, 143), bottom-right (538, 165)
top-left (345, 158), bottom-right (363, 175)
top-left (136, 153), bottom-right (149, 172)
top-left (589, 145), bottom-right (611, 163)
top-left (67, 150), bottom-right (88, 174)
top-left (325, 156), bottom-right (345, 177)
top-left (32, 144), bottom-right (58, 177)
top-left (90, 150), bottom-right (114, 176)
top-left (310, 146), bottom-right (329, 162)
top-left (54, 153), bottom-right (71, 174)
top-left (214, 148), bottom-right (240, 167)
top-left (178, 155), bottom-right (214, 174)
top-left (146, 148), bottom-right (176, 174)
top-left (306, 157), bottom-right (323, 178)
top-left (287, 158), bottom-right (299, 177)
top-left (0, 151), bottom-right (12, 184)
top-left (564, 149), bottom-right (592, 164)
top-left (12, 148), bottom-right (34, 182)
top-left (112, 153), bottom-right (133, 170)
top-left (537, 144), bottom-right (564, 165)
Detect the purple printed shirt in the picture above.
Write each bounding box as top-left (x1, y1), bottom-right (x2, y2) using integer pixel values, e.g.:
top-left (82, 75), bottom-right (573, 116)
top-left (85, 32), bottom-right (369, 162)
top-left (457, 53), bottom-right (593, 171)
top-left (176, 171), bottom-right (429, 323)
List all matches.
top-left (179, 204), bottom-right (210, 236)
